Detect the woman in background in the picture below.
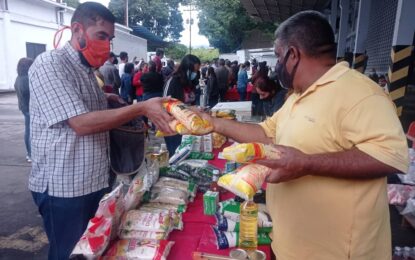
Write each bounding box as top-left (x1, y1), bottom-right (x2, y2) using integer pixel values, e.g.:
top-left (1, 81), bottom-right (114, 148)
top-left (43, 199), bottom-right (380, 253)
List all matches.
top-left (163, 54), bottom-right (201, 156)
top-left (132, 62), bottom-right (146, 102)
top-left (206, 67), bottom-right (219, 108)
top-left (14, 57), bottom-right (33, 162)
top-left (254, 76), bottom-right (287, 117)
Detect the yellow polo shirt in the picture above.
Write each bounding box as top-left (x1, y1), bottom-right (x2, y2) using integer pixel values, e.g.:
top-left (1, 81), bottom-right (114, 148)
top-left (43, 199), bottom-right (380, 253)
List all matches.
top-left (259, 62), bottom-right (409, 260)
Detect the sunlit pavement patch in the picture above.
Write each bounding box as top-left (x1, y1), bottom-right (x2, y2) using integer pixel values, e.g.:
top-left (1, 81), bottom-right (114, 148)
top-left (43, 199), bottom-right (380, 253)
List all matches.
top-left (0, 226), bottom-right (48, 252)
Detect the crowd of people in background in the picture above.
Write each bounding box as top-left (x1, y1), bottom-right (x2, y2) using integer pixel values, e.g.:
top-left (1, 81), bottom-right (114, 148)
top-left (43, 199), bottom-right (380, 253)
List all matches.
top-left (16, 46), bottom-right (393, 163)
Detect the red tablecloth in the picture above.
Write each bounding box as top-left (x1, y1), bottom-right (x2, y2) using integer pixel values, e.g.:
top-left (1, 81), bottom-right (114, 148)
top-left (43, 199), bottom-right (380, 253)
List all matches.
top-left (168, 145), bottom-right (272, 259)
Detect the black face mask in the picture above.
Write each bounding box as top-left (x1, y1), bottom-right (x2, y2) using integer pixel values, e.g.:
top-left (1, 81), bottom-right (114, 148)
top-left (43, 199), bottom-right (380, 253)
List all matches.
top-left (275, 49), bottom-right (300, 89)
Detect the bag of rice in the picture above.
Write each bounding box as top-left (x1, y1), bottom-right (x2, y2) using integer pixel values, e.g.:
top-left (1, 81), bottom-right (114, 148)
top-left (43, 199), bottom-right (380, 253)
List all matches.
top-left (218, 164), bottom-right (271, 200)
top-left (124, 171), bottom-right (150, 212)
top-left (163, 99), bottom-right (213, 135)
top-left (102, 239), bottom-right (174, 260)
top-left (95, 184), bottom-right (125, 240)
top-left (212, 227), bottom-right (271, 249)
top-left (70, 216), bottom-right (112, 259)
top-left (222, 143), bottom-right (281, 163)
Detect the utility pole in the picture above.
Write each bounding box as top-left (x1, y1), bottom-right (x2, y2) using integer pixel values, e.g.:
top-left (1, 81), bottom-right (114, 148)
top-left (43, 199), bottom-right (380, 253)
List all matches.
top-left (184, 1), bottom-right (197, 54)
top-left (124, 0), bottom-right (129, 27)
top-left (189, 1), bottom-right (192, 54)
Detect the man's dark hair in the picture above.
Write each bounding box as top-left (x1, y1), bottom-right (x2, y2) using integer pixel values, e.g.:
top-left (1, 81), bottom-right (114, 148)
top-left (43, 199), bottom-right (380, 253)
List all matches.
top-left (17, 58), bottom-right (33, 76)
top-left (156, 48), bottom-right (164, 56)
top-left (71, 2), bottom-right (115, 27)
top-left (244, 61), bottom-right (251, 67)
top-left (219, 59), bottom-right (225, 66)
top-left (109, 52), bottom-right (116, 58)
top-left (225, 60), bottom-right (231, 67)
top-left (124, 63), bottom-right (134, 74)
top-left (148, 61), bottom-right (157, 72)
top-left (119, 52), bottom-right (128, 61)
top-left (275, 10), bottom-right (336, 58)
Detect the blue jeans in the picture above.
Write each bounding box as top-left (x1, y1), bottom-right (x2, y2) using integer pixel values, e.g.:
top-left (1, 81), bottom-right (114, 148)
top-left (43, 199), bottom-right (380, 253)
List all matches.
top-left (136, 95), bottom-right (143, 102)
top-left (238, 90), bottom-right (247, 101)
top-left (31, 188), bottom-right (110, 260)
top-left (23, 111), bottom-right (31, 157)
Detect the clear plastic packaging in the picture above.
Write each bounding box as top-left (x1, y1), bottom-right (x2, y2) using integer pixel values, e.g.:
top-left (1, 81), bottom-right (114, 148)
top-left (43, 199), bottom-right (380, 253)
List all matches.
top-left (102, 239), bottom-right (174, 260)
top-left (218, 164), bottom-right (271, 200)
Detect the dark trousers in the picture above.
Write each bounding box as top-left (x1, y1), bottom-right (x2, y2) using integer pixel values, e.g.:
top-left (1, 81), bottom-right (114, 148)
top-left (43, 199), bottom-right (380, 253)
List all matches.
top-left (164, 134), bottom-right (182, 157)
top-left (238, 90), bottom-right (247, 101)
top-left (208, 95), bottom-right (219, 108)
top-left (31, 188), bottom-right (110, 260)
top-left (218, 88), bottom-right (227, 102)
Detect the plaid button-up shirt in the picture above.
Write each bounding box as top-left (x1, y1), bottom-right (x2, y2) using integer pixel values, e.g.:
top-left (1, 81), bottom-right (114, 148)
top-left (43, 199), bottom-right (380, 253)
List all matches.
top-left (29, 42), bottom-right (110, 197)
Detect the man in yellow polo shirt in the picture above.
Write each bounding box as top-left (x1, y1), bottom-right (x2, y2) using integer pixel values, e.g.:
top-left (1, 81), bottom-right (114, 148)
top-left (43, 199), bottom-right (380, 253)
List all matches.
top-left (202, 11), bottom-right (409, 260)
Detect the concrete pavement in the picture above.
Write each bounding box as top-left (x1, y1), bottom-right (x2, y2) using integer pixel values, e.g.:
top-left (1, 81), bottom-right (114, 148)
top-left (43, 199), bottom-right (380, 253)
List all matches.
top-left (0, 93), bottom-right (48, 260)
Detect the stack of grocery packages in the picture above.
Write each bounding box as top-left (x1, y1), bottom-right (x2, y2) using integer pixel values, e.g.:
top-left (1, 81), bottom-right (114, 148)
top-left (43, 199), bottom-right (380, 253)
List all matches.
top-left (205, 143), bottom-right (280, 251)
top-left (68, 100), bottom-right (232, 259)
top-left (69, 154), bottom-right (195, 259)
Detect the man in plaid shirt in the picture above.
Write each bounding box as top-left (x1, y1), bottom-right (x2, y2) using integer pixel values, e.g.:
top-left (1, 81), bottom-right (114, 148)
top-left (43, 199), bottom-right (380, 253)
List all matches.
top-left (28, 3), bottom-right (172, 259)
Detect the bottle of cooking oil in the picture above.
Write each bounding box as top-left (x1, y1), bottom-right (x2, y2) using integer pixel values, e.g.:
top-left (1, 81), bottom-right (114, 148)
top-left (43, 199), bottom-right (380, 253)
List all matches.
top-left (239, 199), bottom-right (258, 251)
top-left (158, 143), bottom-right (169, 168)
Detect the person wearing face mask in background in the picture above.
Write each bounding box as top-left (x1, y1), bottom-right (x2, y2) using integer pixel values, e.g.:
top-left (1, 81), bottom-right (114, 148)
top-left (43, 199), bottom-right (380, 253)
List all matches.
top-left (254, 76), bottom-right (287, 117)
top-left (193, 11), bottom-right (408, 260)
top-left (28, 3), bottom-right (173, 259)
top-left (163, 54), bottom-right (201, 155)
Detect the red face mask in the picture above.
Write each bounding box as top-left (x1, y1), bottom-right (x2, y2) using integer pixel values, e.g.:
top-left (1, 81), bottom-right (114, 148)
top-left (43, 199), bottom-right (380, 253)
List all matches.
top-left (54, 25), bottom-right (110, 68)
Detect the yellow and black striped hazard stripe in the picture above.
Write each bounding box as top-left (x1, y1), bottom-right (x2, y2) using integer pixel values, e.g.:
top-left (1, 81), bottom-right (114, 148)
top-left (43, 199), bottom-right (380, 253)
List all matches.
top-left (352, 53), bottom-right (367, 73)
top-left (388, 45), bottom-right (413, 116)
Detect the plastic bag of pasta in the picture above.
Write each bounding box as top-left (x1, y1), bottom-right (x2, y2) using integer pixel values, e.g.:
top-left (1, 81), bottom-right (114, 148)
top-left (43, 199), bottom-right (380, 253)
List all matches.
top-left (163, 99), bottom-right (213, 135)
top-left (222, 143), bottom-right (281, 163)
top-left (119, 230), bottom-right (170, 241)
top-left (155, 119), bottom-right (192, 137)
top-left (212, 132), bottom-right (227, 149)
top-left (218, 164), bottom-right (271, 200)
top-left (119, 210), bottom-right (172, 233)
top-left (102, 239), bottom-right (174, 260)
top-left (153, 177), bottom-right (197, 200)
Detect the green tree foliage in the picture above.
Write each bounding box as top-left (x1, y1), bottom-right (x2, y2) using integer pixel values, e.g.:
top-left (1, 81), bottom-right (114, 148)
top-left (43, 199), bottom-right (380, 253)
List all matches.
top-left (195, 0), bottom-right (276, 53)
top-left (64, 0), bottom-right (80, 8)
top-left (165, 43), bottom-right (188, 61)
top-left (109, 0), bottom-right (184, 42)
top-left (191, 47), bottom-right (219, 62)
top-left (165, 43), bottom-right (219, 63)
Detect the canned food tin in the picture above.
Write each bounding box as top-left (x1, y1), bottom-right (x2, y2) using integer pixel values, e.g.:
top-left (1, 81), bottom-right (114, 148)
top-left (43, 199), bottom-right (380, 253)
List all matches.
top-left (229, 248), bottom-right (248, 259)
top-left (247, 250), bottom-right (266, 260)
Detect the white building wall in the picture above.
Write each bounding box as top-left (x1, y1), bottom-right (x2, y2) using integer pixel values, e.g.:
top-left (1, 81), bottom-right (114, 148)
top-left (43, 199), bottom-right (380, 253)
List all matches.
top-left (113, 25), bottom-right (147, 61)
top-left (0, 0), bottom-right (147, 91)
